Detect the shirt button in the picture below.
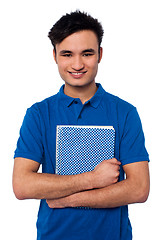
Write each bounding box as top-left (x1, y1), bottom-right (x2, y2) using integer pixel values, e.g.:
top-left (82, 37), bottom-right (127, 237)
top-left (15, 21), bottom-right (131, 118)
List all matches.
top-left (74, 100), bottom-right (78, 104)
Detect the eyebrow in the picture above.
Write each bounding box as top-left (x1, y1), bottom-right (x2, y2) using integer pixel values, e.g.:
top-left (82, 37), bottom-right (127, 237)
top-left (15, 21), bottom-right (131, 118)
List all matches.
top-left (59, 48), bottom-right (96, 55)
top-left (82, 49), bottom-right (96, 54)
top-left (60, 50), bottom-right (72, 55)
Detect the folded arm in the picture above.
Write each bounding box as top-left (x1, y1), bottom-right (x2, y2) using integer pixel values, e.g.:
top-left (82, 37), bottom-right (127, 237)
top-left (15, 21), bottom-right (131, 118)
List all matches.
top-left (13, 157), bottom-right (120, 200)
top-left (47, 161), bottom-right (150, 209)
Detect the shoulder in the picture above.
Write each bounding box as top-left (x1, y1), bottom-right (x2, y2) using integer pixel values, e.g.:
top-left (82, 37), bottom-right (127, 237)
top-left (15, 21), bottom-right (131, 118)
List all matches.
top-left (27, 93), bottom-right (59, 115)
top-left (103, 90), bottom-right (136, 114)
top-left (21, 93), bottom-right (59, 127)
top-left (102, 89), bottom-right (140, 135)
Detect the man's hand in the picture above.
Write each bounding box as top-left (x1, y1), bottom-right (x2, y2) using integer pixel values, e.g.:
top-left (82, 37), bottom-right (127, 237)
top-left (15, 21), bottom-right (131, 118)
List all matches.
top-left (91, 158), bottom-right (121, 189)
top-left (46, 195), bottom-right (74, 208)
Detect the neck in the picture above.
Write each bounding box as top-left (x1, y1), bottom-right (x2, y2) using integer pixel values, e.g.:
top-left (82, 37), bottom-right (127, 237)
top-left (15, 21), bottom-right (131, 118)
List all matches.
top-left (64, 81), bottom-right (98, 104)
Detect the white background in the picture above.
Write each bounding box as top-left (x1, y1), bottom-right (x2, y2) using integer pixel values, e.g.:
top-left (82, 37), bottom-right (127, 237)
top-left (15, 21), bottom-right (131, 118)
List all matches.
top-left (0, 0), bottom-right (160, 239)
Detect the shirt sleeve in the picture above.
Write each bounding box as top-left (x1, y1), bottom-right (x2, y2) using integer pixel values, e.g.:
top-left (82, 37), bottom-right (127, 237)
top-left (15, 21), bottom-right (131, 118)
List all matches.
top-left (14, 105), bottom-right (44, 163)
top-left (119, 107), bottom-right (149, 165)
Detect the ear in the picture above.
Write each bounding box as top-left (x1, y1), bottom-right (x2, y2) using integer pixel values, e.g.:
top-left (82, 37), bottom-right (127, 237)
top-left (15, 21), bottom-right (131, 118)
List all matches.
top-left (98, 47), bottom-right (103, 63)
top-left (53, 49), bottom-right (57, 64)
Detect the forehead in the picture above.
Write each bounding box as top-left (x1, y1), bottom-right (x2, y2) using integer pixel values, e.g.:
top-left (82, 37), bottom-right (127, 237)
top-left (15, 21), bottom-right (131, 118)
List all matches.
top-left (56, 30), bottom-right (99, 52)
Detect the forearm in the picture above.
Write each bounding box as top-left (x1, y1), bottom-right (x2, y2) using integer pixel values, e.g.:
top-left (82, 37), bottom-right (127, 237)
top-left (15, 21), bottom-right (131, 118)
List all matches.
top-left (70, 179), bottom-right (142, 208)
top-left (13, 171), bottom-right (92, 200)
top-left (47, 177), bottom-right (149, 209)
top-left (13, 157), bottom-right (121, 201)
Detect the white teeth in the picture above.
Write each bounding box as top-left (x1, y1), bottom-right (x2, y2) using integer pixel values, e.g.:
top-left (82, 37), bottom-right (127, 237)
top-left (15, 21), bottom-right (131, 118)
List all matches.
top-left (72, 72), bottom-right (83, 75)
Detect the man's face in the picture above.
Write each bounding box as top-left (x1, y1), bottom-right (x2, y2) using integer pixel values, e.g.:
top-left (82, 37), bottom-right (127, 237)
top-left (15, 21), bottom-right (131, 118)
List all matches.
top-left (53, 30), bottom-right (102, 88)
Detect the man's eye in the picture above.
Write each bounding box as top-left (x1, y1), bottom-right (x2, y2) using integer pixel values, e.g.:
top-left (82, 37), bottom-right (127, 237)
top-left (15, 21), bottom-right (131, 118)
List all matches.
top-left (62, 54), bottom-right (72, 57)
top-left (83, 53), bottom-right (94, 57)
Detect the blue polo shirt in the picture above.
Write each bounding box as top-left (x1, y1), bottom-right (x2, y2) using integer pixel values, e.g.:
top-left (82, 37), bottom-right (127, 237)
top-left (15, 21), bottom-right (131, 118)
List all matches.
top-left (14, 83), bottom-right (149, 240)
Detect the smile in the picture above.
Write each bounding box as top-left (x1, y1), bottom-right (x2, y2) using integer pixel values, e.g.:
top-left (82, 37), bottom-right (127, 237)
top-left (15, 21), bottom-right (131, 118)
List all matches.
top-left (68, 71), bottom-right (87, 78)
top-left (71, 72), bottom-right (83, 75)
top-left (68, 71), bottom-right (87, 75)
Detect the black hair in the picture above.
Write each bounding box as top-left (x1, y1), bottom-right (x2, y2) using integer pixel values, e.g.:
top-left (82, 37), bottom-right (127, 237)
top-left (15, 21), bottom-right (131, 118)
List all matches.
top-left (48, 10), bottom-right (104, 51)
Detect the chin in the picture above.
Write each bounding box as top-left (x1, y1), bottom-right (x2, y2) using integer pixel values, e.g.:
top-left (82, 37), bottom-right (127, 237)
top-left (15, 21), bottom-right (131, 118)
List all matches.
top-left (64, 79), bottom-right (95, 88)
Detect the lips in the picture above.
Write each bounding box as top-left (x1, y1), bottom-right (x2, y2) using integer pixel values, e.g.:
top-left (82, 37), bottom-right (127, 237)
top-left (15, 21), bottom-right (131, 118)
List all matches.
top-left (68, 71), bottom-right (87, 78)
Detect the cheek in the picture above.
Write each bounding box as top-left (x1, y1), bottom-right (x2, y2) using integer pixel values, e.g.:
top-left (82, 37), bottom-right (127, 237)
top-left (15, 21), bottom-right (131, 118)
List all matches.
top-left (88, 61), bottom-right (99, 73)
top-left (57, 62), bottom-right (70, 81)
top-left (86, 58), bottom-right (99, 68)
top-left (56, 57), bottom-right (68, 70)
top-left (57, 62), bottom-right (67, 74)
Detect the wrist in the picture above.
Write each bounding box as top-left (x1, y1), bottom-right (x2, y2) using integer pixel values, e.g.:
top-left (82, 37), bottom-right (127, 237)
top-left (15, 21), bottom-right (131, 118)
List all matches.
top-left (80, 171), bottom-right (94, 191)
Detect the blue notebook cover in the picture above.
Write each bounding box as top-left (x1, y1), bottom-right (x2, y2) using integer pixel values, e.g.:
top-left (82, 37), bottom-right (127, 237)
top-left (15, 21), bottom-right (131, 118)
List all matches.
top-left (56, 125), bottom-right (115, 175)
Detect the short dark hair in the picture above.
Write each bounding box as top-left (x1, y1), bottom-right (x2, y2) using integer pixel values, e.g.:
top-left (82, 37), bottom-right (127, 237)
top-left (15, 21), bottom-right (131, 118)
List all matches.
top-left (48, 10), bottom-right (104, 51)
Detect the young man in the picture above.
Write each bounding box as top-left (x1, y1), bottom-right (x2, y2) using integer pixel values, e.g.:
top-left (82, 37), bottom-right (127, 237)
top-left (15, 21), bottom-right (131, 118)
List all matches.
top-left (13, 11), bottom-right (150, 240)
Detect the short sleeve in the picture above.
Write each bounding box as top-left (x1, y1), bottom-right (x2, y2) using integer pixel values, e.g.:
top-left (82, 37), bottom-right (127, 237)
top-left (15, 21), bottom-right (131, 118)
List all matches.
top-left (119, 107), bottom-right (149, 165)
top-left (14, 105), bottom-right (44, 163)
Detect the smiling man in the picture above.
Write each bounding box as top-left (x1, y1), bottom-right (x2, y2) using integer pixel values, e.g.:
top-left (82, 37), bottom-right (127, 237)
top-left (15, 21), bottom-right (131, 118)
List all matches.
top-left (53, 27), bottom-right (102, 103)
top-left (13, 11), bottom-right (150, 240)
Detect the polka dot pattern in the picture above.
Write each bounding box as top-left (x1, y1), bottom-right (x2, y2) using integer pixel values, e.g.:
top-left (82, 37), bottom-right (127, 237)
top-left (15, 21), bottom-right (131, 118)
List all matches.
top-left (56, 126), bottom-right (115, 175)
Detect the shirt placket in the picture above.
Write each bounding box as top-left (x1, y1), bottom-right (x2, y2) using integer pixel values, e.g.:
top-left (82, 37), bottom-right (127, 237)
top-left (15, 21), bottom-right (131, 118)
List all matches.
top-left (72, 99), bottom-right (87, 124)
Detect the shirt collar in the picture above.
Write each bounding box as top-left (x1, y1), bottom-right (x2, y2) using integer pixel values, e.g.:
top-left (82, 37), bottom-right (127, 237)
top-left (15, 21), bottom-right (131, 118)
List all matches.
top-left (58, 85), bottom-right (75, 107)
top-left (58, 83), bottom-right (105, 108)
top-left (89, 83), bottom-right (105, 108)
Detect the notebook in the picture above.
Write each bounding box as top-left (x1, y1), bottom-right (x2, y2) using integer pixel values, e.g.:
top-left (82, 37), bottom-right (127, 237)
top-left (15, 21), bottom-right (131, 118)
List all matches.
top-left (56, 125), bottom-right (115, 175)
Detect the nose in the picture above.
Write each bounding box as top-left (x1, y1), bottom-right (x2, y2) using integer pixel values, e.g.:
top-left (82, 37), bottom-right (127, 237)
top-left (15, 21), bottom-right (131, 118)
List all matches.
top-left (71, 56), bottom-right (84, 71)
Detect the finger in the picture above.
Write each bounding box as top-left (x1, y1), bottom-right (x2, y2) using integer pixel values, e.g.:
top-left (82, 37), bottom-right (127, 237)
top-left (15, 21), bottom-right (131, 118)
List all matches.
top-left (115, 177), bottom-right (119, 183)
top-left (116, 170), bottom-right (120, 177)
top-left (115, 165), bottom-right (120, 171)
top-left (107, 158), bottom-right (121, 165)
